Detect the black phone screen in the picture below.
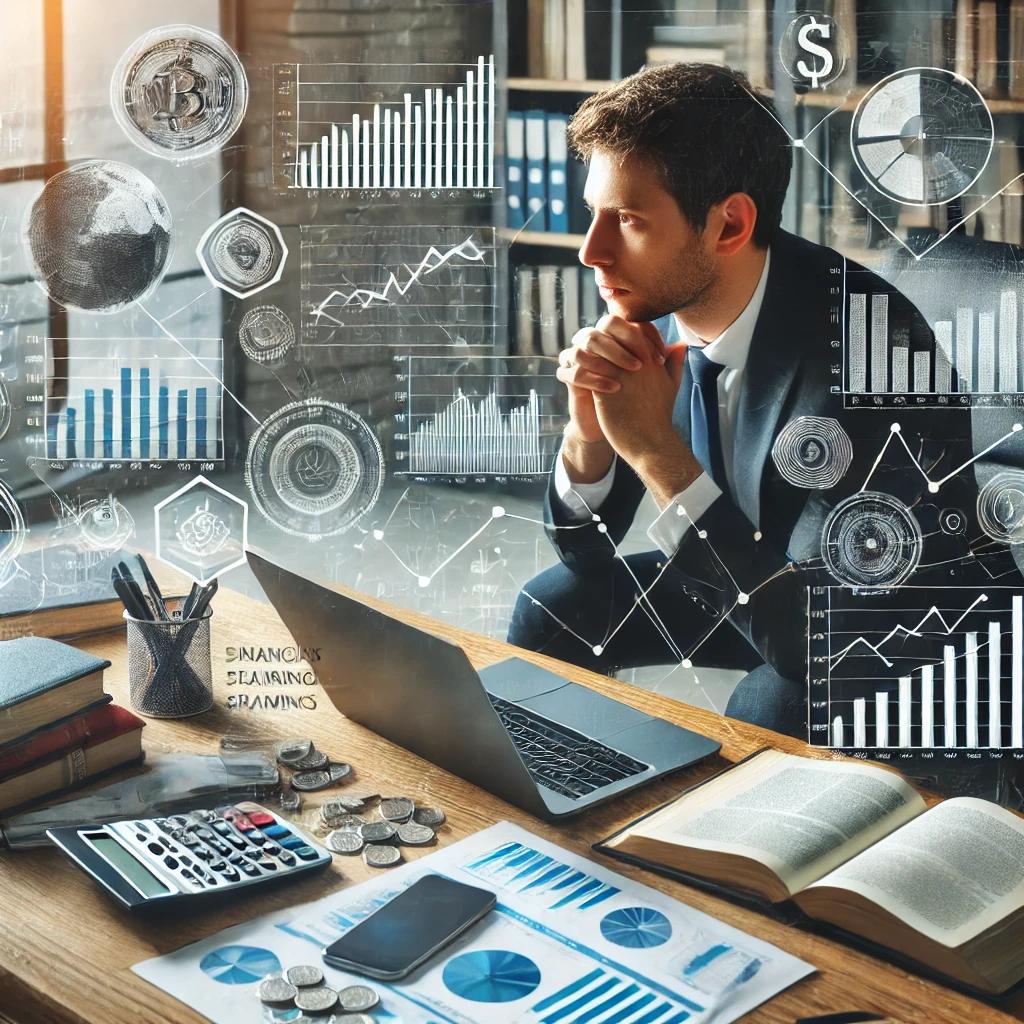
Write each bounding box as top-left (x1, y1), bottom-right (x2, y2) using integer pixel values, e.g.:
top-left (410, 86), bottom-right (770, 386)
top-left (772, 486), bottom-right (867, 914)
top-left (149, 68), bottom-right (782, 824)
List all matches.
top-left (322, 874), bottom-right (496, 978)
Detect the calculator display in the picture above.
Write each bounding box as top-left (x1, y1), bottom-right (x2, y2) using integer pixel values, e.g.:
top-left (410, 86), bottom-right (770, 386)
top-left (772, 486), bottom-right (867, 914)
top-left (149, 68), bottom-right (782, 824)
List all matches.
top-left (86, 833), bottom-right (170, 897)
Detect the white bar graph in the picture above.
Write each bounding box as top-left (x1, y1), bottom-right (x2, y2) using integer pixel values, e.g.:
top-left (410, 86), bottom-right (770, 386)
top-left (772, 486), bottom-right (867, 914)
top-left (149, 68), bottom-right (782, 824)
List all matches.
top-left (1015, 595), bottom-right (1023, 747)
top-left (921, 664), bottom-right (934, 747)
top-left (966, 631), bottom-right (979, 748)
top-left (854, 697), bottom-right (867, 747)
top-left (944, 645), bottom-right (957, 748)
top-left (290, 56), bottom-right (496, 193)
top-left (875, 691), bottom-right (889, 747)
top-left (898, 676), bottom-right (912, 747)
top-left (990, 620), bottom-right (1003, 748)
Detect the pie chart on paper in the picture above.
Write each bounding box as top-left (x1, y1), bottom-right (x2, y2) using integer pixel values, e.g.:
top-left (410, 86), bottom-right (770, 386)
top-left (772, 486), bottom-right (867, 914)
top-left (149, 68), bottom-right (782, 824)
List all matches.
top-left (851, 67), bottom-right (993, 205)
top-left (199, 945), bottom-right (282, 985)
top-left (442, 949), bottom-right (541, 1003)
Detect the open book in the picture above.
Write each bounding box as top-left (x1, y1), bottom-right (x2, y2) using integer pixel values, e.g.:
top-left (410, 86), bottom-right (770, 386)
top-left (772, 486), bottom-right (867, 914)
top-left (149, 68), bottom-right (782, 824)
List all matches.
top-left (598, 749), bottom-right (1024, 994)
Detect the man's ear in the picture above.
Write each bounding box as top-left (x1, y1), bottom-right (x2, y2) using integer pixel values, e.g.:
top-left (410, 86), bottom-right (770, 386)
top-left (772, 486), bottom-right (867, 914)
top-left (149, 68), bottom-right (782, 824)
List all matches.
top-left (712, 192), bottom-right (758, 257)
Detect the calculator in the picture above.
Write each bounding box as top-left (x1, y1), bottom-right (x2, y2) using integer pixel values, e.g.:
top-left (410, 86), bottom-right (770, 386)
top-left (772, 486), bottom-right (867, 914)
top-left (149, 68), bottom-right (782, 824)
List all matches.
top-left (46, 801), bottom-right (332, 909)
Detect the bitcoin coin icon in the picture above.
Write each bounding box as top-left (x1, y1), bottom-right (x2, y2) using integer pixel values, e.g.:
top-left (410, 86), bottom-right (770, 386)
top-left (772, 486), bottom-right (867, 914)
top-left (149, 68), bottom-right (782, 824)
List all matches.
top-left (111, 25), bottom-right (248, 160)
top-left (780, 13), bottom-right (845, 91)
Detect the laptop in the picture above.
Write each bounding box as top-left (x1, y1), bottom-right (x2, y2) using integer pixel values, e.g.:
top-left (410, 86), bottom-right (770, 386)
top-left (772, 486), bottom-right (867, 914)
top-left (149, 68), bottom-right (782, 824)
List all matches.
top-left (248, 552), bottom-right (720, 821)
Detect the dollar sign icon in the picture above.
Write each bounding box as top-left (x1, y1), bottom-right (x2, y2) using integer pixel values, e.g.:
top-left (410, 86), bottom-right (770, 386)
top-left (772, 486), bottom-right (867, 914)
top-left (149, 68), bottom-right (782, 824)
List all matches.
top-left (795, 17), bottom-right (835, 89)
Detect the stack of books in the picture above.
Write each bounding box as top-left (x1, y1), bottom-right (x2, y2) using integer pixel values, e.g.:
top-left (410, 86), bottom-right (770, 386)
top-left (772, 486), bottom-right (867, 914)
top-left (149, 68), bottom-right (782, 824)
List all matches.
top-left (0, 636), bottom-right (144, 815)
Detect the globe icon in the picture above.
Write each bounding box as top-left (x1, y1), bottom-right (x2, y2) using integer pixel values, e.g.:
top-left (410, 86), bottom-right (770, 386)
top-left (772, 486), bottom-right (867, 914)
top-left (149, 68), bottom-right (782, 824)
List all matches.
top-left (27, 160), bottom-right (172, 313)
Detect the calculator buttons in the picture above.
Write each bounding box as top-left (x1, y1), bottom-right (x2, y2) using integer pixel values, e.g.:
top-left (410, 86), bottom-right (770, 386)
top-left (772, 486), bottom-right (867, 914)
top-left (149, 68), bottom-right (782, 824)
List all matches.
top-left (261, 824), bottom-right (291, 839)
top-left (195, 847), bottom-right (213, 861)
top-left (221, 867), bottom-right (239, 881)
top-left (208, 840), bottom-right (230, 856)
top-left (211, 821), bottom-right (232, 835)
top-left (247, 833), bottom-right (266, 846)
top-left (163, 855), bottom-right (179, 869)
top-left (259, 860), bottom-right (278, 872)
top-left (225, 835), bottom-right (247, 850)
top-left (247, 811), bottom-right (275, 827)
top-left (240, 863), bottom-right (260, 877)
top-left (147, 842), bottom-right (163, 855)
top-left (293, 846), bottom-right (319, 861)
top-left (244, 848), bottom-right (263, 861)
top-left (209, 859), bottom-right (225, 871)
top-left (280, 836), bottom-right (306, 850)
top-left (277, 851), bottom-right (296, 865)
top-left (263, 843), bottom-right (282, 856)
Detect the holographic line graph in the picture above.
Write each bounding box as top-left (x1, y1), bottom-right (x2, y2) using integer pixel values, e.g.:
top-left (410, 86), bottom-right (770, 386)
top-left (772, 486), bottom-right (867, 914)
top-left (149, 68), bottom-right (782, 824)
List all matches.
top-left (310, 236), bottom-right (485, 323)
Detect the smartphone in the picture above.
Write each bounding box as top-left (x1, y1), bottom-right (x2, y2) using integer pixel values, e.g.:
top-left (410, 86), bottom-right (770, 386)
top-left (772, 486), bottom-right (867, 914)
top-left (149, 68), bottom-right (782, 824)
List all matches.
top-left (321, 874), bottom-right (496, 980)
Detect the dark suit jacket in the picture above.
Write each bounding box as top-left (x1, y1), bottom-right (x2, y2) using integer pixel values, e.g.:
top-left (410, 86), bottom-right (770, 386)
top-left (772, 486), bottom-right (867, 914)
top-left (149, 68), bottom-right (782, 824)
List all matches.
top-left (544, 229), bottom-right (997, 681)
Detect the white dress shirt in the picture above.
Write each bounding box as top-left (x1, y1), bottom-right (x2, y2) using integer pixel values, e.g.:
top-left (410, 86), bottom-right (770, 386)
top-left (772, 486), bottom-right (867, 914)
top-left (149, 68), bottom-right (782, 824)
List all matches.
top-left (554, 250), bottom-right (771, 556)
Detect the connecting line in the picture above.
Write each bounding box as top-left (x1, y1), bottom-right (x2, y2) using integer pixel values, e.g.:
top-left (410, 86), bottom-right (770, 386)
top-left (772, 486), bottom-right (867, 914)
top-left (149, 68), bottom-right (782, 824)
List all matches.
top-left (742, 83), bottom-right (1024, 262)
top-left (160, 286), bottom-right (216, 325)
top-left (828, 593), bottom-right (989, 669)
top-left (139, 304), bottom-right (262, 427)
top-left (860, 422), bottom-right (1023, 494)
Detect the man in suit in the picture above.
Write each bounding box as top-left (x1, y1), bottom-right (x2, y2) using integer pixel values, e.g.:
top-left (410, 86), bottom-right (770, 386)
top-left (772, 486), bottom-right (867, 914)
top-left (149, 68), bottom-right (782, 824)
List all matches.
top-left (507, 62), bottom-right (983, 737)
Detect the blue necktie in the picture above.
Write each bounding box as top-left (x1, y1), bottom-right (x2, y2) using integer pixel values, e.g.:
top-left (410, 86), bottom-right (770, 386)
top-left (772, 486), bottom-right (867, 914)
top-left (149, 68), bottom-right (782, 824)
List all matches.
top-left (688, 347), bottom-right (728, 491)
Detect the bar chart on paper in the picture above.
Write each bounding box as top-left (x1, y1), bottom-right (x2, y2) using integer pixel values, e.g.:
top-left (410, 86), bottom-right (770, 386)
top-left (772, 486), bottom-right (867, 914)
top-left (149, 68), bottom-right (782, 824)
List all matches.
top-left (842, 280), bottom-right (1024, 407)
top-left (396, 355), bottom-right (563, 478)
top-left (42, 337), bottom-right (224, 462)
top-left (808, 586), bottom-right (1024, 751)
top-left (274, 57), bottom-right (496, 193)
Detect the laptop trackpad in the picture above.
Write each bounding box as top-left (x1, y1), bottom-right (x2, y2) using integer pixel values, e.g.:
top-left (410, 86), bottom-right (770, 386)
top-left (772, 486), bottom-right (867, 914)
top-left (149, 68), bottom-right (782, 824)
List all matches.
top-left (517, 685), bottom-right (652, 741)
top-left (479, 657), bottom-right (574, 702)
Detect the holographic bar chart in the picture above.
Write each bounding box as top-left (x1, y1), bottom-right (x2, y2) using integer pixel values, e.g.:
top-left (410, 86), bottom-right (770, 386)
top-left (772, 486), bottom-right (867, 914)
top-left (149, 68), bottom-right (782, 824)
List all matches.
top-left (44, 337), bottom-right (224, 462)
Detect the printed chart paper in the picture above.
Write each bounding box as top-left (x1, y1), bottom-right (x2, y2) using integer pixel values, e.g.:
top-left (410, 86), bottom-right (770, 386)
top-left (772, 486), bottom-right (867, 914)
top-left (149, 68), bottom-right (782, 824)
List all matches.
top-left (134, 821), bottom-right (814, 1023)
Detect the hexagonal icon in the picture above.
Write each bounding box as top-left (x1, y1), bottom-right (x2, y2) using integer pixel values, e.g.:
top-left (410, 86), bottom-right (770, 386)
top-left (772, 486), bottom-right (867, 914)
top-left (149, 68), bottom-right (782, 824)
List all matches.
top-left (196, 207), bottom-right (288, 299)
top-left (155, 476), bottom-right (248, 585)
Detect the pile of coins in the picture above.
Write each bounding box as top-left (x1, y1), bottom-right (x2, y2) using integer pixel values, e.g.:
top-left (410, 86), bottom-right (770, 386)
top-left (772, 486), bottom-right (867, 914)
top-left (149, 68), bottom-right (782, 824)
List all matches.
top-left (258, 965), bottom-right (380, 1020)
top-left (275, 738), bottom-right (352, 792)
top-left (317, 794), bottom-right (447, 870)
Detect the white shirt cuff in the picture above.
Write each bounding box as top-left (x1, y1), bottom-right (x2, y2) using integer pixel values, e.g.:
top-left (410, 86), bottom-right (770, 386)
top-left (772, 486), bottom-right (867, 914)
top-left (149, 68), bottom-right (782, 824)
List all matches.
top-left (646, 473), bottom-right (723, 557)
top-left (553, 446), bottom-right (617, 520)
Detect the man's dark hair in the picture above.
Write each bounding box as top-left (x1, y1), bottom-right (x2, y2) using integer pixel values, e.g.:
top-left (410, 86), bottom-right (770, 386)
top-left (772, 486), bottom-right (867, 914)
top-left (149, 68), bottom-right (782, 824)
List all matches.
top-left (567, 63), bottom-right (792, 247)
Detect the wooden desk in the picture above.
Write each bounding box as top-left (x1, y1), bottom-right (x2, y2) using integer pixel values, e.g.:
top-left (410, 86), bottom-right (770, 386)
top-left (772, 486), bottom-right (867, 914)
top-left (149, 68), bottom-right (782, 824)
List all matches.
top-left (0, 582), bottom-right (1020, 1024)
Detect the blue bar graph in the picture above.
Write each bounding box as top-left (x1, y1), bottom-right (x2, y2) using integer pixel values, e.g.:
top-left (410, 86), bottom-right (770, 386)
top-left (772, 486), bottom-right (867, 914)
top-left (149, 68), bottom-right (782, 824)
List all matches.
top-left (530, 968), bottom-right (691, 1024)
top-left (102, 389), bottom-right (113, 459)
top-left (42, 336), bottom-right (224, 463)
top-left (120, 367), bottom-right (131, 458)
top-left (158, 386), bottom-right (169, 460)
top-left (66, 408), bottom-right (77, 459)
top-left (140, 368), bottom-right (150, 460)
top-left (84, 390), bottom-right (95, 459)
top-left (196, 387), bottom-right (207, 459)
top-left (176, 390), bottom-right (188, 459)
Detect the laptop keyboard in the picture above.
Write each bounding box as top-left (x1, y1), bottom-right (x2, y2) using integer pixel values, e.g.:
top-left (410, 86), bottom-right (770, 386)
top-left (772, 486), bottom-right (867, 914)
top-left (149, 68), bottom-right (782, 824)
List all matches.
top-left (487, 695), bottom-right (649, 800)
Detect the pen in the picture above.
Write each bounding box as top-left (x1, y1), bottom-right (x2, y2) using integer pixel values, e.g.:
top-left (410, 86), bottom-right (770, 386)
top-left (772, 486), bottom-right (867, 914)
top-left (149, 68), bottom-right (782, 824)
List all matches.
top-left (117, 561), bottom-right (153, 621)
top-left (186, 579), bottom-right (218, 621)
top-left (135, 554), bottom-right (170, 621)
top-left (111, 567), bottom-right (151, 621)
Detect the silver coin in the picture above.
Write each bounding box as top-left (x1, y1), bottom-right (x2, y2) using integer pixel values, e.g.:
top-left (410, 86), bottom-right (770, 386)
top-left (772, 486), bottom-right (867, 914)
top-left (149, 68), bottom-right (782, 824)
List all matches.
top-left (328, 761), bottom-right (352, 782)
top-left (327, 830), bottom-right (365, 854)
top-left (379, 797), bottom-right (415, 823)
top-left (292, 770), bottom-right (333, 791)
top-left (322, 812), bottom-right (365, 831)
top-left (338, 985), bottom-right (380, 1012)
top-left (275, 738), bottom-right (313, 764)
top-left (412, 806), bottom-right (446, 828)
top-left (290, 749), bottom-right (329, 771)
top-left (294, 986), bottom-right (338, 1012)
top-left (359, 820), bottom-right (397, 843)
top-left (286, 964), bottom-right (324, 988)
top-left (258, 976), bottom-right (297, 1004)
top-left (363, 844), bottom-right (402, 868)
top-left (331, 795), bottom-right (368, 812)
top-left (397, 822), bottom-right (436, 846)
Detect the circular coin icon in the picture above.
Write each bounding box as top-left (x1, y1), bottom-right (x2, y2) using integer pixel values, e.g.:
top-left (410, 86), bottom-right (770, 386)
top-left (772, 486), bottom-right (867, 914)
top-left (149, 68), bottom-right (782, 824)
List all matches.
top-left (294, 985), bottom-right (338, 1013)
top-left (363, 844), bottom-right (402, 868)
top-left (111, 24), bottom-right (249, 160)
top-left (338, 985), bottom-right (381, 1012)
top-left (257, 976), bottom-right (296, 1004)
top-left (286, 964), bottom-right (324, 988)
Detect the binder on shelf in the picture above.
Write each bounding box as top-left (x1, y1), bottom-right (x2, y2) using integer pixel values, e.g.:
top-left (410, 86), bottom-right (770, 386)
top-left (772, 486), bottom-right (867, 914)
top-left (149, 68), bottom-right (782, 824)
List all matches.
top-left (506, 112), bottom-right (526, 229)
top-left (525, 109), bottom-right (547, 231)
top-left (544, 0), bottom-right (567, 79)
top-left (546, 113), bottom-right (570, 234)
top-left (565, 0), bottom-right (587, 80)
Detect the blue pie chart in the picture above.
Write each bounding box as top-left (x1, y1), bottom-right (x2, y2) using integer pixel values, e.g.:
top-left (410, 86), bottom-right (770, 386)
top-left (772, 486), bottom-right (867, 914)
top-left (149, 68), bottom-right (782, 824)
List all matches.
top-left (600, 907), bottom-right (673, 949)
top-left (442, 949), bottom-right (541, 1003)
top-left (199, 944), bottom-right (282, 985)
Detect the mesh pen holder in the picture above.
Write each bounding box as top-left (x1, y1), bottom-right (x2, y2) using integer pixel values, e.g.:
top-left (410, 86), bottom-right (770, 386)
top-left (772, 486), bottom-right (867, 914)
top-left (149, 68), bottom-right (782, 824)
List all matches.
top-left (126, 609), bottom-right (214, 718)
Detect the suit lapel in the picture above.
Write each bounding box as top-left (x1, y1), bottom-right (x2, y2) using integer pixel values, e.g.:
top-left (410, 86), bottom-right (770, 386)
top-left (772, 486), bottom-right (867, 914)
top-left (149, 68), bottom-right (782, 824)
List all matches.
top-left (733, 233), bottom-right (807, 526)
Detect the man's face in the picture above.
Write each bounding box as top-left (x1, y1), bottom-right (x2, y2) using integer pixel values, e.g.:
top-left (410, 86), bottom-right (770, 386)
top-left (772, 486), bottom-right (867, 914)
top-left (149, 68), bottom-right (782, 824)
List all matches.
top-left (579, 150), bottom-right (717, 323)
